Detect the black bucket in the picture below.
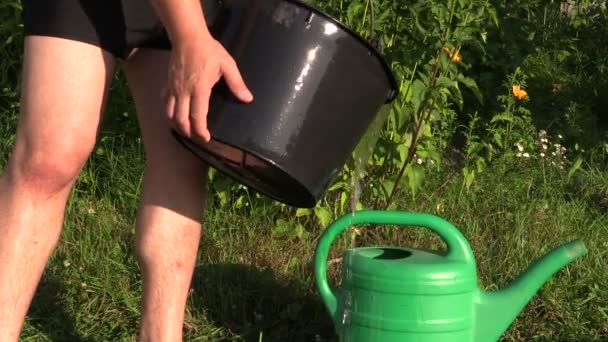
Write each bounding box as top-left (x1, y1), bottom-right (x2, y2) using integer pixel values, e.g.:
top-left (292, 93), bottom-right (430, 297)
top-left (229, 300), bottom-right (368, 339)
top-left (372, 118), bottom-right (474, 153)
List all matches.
top-left (174, 0), bottom-right (399, 208)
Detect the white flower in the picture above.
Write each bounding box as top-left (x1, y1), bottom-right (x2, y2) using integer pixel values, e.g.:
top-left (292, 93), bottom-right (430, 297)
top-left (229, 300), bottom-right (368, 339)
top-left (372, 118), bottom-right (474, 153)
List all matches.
top-left (542, 144), bottom-right (547, 150)
top-left (541, 138), bottom-right (548, 143)
top-left (540, 152), bottom-right (545, 157)
top-left (552, 152), bottom-right (557, 156)
top-left (523, 153), bottom-right (530, 158)
top-left (517, 152), bottom-right (523, 157)
top-left (416, 158), bottom-right (423, 164)
top-left (558, 134), bottom-right (563, 139)
top-left (516, 143), bottom-right (524, 152)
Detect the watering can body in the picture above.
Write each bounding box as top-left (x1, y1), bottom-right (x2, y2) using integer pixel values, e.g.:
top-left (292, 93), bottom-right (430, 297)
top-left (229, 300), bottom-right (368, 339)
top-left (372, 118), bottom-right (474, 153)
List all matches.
top-left (314, 211), bottom-right (587, 342)
top-left (339, 247), bottom-right (477, 341)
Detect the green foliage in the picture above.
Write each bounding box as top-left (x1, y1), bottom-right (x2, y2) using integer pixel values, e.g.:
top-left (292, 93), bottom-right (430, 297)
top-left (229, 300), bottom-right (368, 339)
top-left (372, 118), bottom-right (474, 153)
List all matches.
top-left (267, 0), bottom-right (608, 235)
top-left (0, 1), bottom-right (607, 340)
top-left (465, 0), bottom-right (608, 151)
top-left (294, 0), bottom-right (499, 218)
top-left (1, 0), bottom-right (607, 252)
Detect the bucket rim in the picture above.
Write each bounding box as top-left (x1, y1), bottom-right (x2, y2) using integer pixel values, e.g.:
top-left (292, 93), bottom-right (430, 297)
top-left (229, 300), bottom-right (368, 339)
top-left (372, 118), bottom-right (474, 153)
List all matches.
top-left (172, 131), bottom-right (319, 208)
top-left (283, 0), bottom-right (400, 103)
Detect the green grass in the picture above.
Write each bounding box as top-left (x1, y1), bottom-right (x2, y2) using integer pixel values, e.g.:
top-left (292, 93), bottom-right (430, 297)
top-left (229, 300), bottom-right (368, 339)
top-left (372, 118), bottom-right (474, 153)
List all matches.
top-left (2, 125), bottom-right (603, 341)
top-left (1, 70), bottom-right (606, 342)
top-left (2, 1), bottom-right (607, 340)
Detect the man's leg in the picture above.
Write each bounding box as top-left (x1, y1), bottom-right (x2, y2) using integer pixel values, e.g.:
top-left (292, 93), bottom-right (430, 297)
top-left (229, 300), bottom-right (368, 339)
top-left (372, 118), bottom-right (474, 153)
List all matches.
top-left (0, 36), bottom-right (115, 340)
top-left (124, 48), bottom-right (209, 342)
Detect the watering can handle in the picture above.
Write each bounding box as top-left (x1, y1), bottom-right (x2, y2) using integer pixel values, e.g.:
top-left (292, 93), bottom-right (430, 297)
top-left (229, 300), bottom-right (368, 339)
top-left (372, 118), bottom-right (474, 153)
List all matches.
top-left (313, 210), bottom-right (475, 320)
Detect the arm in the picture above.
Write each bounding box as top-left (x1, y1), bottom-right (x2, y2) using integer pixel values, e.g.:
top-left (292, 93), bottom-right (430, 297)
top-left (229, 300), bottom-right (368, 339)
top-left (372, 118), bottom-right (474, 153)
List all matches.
top-left (148, 1), bottom-right (254, 142)
top-left (148, 0), bottom-right (211, 47)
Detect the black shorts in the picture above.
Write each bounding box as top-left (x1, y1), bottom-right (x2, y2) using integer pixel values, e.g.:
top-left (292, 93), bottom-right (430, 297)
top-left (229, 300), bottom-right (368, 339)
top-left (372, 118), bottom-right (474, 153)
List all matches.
top-left (22, 0), bottom-right (186, 60)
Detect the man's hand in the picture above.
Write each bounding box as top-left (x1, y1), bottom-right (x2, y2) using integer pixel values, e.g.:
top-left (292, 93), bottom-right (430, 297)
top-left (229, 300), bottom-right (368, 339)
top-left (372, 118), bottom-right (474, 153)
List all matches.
top-left (149, 0), bottom-right (254, 142)
top-left (164, 35), bottom-right (253, 142)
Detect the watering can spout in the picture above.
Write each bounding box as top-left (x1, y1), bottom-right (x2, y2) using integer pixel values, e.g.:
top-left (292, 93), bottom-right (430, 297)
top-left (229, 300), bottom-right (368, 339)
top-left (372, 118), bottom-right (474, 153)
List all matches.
top-left (475, 240), bottom-right (587, 341)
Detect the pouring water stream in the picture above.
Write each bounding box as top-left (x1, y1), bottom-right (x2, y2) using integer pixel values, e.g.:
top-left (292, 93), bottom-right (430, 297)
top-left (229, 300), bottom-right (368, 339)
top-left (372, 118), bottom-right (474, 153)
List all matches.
top-left (340, 105), bottom-right (391, 341)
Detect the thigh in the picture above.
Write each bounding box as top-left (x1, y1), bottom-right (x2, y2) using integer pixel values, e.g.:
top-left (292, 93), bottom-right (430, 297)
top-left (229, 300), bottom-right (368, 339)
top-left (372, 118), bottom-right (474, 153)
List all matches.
top-left (8, 36), bottom-right (115, 177)
top-left (123, 49), bottom-right (208, 210)
top-left (22, 0), bottom-right (127, 59)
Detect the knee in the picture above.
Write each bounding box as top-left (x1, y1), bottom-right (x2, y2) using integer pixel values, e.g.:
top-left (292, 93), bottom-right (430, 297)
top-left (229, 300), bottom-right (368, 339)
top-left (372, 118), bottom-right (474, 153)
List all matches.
top-left (134, 220), bottom-right (202, 268)
top-left (9, 146), bottom-right (90, 195)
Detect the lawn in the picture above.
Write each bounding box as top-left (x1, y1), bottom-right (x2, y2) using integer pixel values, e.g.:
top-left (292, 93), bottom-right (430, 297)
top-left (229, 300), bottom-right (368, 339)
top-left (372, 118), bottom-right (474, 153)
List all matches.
top-left (8, 127), bottom-right (606, 341)
top-left (1, 0), bottom-right (607, 341)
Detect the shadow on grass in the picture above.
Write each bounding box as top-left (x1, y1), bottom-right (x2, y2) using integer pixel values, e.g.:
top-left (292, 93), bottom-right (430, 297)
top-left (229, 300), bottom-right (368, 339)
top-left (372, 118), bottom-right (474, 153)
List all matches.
top-left (190, 263), bottom-right (337, 342)
top-left (27, 275), bottom-right (91, 342)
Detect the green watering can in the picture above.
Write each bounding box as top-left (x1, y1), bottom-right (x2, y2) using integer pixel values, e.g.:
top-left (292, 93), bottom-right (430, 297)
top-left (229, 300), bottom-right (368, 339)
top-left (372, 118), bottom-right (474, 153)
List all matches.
top-left (314, 210), bottom-right (587, 341)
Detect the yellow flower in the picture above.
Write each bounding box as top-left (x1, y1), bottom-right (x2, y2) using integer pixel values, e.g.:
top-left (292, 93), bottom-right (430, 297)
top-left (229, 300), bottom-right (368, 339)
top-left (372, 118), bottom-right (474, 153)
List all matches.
top-left (512, 85), bottom-right (528, 100)
top-left (443, 47), bottom-right (462, 63)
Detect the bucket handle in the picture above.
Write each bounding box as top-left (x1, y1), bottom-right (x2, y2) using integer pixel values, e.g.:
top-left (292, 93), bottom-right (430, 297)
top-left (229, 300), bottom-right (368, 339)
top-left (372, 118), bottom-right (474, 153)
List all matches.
top-left (313, 210), bottom-right (475, 320)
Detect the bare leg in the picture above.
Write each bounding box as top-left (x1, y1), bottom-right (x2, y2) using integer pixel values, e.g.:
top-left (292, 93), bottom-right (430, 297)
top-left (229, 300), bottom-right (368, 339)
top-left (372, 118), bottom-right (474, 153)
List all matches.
top-left (124, 49), bottom-right (209, 342)
top-left (0, 36), bottom-right (114, 340)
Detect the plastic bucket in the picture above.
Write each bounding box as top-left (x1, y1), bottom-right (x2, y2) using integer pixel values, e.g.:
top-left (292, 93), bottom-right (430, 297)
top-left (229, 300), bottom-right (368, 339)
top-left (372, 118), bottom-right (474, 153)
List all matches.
top-left (174, 0), bottom-right (399, 208)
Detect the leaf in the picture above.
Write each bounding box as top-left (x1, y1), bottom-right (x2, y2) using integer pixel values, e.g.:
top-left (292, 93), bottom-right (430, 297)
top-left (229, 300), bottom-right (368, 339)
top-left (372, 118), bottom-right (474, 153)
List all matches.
top-left (381, 179), bottom-right (395, 198)
top-left (464, 167), bottom-right (475, 190)
top-left (315, 206), bottom-right (333, 228)
top-left (355, 201), bottom-right (364, 211)
top-left (296, 208), bottom-right (312, 217)
top-left (467, 141), bottom-right (483, 157)
top-left (423, 121), bottom-right (432, 137)
top-left (397, 144), bottom-right (408, 163)
top-left (401, 80), bottom-right (414, 101)
top-left (217, 191), bottom-right (229, 207)
top-left (490, 114), bottom-right (514, 123)
top-left (390, 105), bottom-right (408, 131)
top-left (487, 7), bottom-right (499, 27)
top-left (457, 74), bottom-right (483, 104)
top-left (405, 164), bottom-right (425, 194)
top-left (411, 8), bottom-right (428, 36)
top-left (410, 79), bottom-right (427, 115)
top-left (340, 191), bottom-right (348, 212)
top-left (567, 156), bottom-right (583, 180)
top-left (402, 132), bottom-right (413, 147)
top-left (213, 175), bottom-right (234, 193)
top-left (235, 195), bottom-right (245, 208)
top-left (273, 219), bottom-right (290, 238)
top-left (295, 223), bottom-right (305, 239)
top-left (328, 181), bottom-right (346, 192)
top-left (207, 167), bottom-right (217, 181)
top-left (346, 2), bottom-right (363, 26)
top-left (493, 132), bottom-right (503, 148)
top-left (476, 158), bottom-right (486, 173)
top-left (435, 76), bottom-right (459, 91)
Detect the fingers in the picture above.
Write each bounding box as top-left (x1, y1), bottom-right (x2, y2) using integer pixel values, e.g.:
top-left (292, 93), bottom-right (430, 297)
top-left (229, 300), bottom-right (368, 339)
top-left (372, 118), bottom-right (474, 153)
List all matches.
top-left (165, 44), bottom-right (252, 143)
top-left (221, 58), bottom-right (253, 103)
top-left (163, 86), bottom-right (175, 120)
top-left (167, 85), bottom-right (211, 142)
top-left (190, 86), bottom-right (211, 142)
top-left (174, 93), bottom-right (192, 138)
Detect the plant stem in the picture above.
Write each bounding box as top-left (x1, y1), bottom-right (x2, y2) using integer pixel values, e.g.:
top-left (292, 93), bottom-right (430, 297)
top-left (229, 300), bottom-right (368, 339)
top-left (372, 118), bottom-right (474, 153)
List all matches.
top-left (383, 50), bottom-right (443, 209)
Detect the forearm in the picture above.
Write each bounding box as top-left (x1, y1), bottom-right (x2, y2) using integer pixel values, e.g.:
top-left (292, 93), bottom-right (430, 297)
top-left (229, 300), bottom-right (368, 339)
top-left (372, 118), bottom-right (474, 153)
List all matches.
top-left (149, 0), bottom-right (212, 46)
